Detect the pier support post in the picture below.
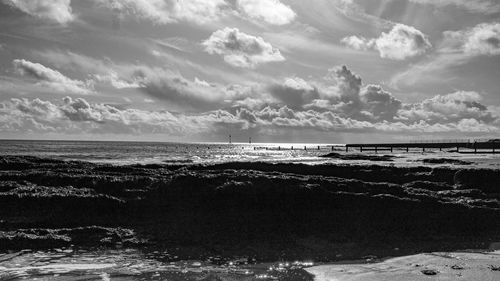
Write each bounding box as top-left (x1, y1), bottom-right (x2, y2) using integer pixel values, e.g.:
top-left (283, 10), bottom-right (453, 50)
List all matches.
top-left (390, 147), bottom-right (393, 153)
top-left (360, 146), bottom-right (363, 152)
top-left (474, 147), bottom-right (477, 154)
top-left (375, 147), bottom-right (378, 153)
top-left (304, 146), bottom-right (307, 150)
top-left (278, 146), bottom-right (280, 150)
top-left (422, 147), bottom-right (425, 153)
top-left (406, 147), bottom-right (409, 153)
top-left (291, 146), bottom-right (293, 151)
top-left (318, 145), bottom-right (320, 150)
top-left (345, 146), bottom-right (348, 152)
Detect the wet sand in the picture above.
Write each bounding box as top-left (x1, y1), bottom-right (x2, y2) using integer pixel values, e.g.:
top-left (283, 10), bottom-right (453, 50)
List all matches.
top-left (306, 251), bottom-right (500, 281)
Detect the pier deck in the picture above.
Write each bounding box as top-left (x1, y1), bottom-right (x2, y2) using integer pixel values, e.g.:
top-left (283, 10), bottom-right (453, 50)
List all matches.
top-left (346, 140), bottom-right (500, 153)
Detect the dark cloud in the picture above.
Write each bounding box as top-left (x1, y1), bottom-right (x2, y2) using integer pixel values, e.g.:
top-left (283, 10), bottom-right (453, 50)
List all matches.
top-left (360, 85), bottom-right (402, 121)
top-left (268, 77), bottom-right (320, 109)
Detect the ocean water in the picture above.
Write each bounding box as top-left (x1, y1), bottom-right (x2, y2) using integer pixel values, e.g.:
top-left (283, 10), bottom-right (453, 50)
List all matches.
top-left (1, 139), bottom-right (500, 168)
top-left (0, 139), bottom-right (339, 165)
top-left (0, 248), bottom-right (315, 281)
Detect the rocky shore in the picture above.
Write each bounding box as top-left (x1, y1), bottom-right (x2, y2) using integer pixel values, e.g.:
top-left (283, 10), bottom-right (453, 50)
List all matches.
top-left (1, 155), bottom-right (500, 262)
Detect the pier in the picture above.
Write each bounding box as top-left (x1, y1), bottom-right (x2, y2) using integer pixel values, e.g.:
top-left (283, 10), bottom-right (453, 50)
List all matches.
top-left (345, 139), bottom-right (500, 153)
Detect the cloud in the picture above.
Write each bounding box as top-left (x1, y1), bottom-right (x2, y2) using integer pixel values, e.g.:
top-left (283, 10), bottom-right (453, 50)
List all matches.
top-left (13, 59), bottom-right (94, 95)
top-left (237, 0), bottom-right (296, 25)
top-left (0, 96), bottom-right (249, 136)
top-left (269, 66), bottom-right (402, 122)
top-left (397, 91), bottom-right (494, 124)
top-left (390, 22), bottom-right (500, 88)
top-left (341, 24), bottom-right (432, 60)
top-left (340, 36), bottom-right (372, 51)
top-left (202, 27), bottom-right (285, 68)
top-left (443, 22), bottom-right (500, 56)
top-left (268, 77), bottom-right (319, 109)
top-left (3, 0), bottom-right (74, 24)
top-left (92, 0), bottom-right (227, 25)
top-left (93, 72), bottom-right (140, 89)
top-left (360, 85), bottom-right (402, 121)
top-left (409, 0), bottom-right (500, 14)
top-left (2, 90), bottom-right (499, 139)
top-left (132, 66), bottom-right (259, 110)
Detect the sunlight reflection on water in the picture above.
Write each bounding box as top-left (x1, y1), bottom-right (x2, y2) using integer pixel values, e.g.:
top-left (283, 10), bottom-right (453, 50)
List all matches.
top-left (0, 248), bottom-right (315, 280)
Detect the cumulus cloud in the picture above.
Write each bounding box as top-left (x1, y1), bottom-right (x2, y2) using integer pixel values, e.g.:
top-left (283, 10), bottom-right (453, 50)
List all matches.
top-left (360, 85), bottom-right (402, 121)
top-left (397, 91), bottom-right (494, 124)
top-left (341, 24), bottom-right (432, 60)
top-left (92, 0), bottom-right (227, 25)
top-left (202, 27), bottom-right (285, 68)
top-left (13, 59), bottom-right (94, 95)
top-left (443, 22), bottom-right (500, 56)
top-left (409, 0), bottom-right (500, 14)
top-left (0, 96), bottom-right (250, 136)
top-left (340, 36), bottom-right (372, 51)
top-left (237, 0), bottom-right (296, 25)
top-left (4, 0), bottom-right (74, 24)
top-left (2, 94), bottom-right (498, 138)
top-left (268, 77), bottom-right (319, 109)
top-left (269, 66), bottom-right (402, 122)
top-left (3, 61), bottom-right (499, 138)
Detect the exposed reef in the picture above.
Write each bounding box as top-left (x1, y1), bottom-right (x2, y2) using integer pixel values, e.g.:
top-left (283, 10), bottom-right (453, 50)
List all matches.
top-left (319, 152), bottom-right (396, 161)
top-left (1, 155), bottom-right (500, 262)
top-left (420, 158), bottom-right (472, 165)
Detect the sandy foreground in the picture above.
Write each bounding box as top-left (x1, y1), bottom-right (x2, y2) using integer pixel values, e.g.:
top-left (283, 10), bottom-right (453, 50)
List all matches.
top-left (306, 251), bottom-right (500, 281)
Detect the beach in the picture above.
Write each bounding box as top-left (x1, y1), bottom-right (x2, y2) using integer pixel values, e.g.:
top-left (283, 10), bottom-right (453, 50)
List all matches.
top-left (1, 141), bottom-right (500, 279)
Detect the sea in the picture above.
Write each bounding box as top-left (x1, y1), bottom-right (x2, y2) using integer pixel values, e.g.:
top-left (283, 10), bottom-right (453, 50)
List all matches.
top-left (0, 139), bottom-right (335, 165)
top-left (1, 139), bottom-right (500, 168)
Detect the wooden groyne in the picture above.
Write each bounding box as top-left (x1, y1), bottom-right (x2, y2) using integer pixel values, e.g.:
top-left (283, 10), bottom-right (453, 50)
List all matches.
top-left (346, 139), bottom-right (500, 153)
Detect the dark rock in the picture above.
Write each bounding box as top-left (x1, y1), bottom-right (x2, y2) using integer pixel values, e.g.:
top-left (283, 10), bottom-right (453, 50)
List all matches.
top-left (0, 226), bottom-right (144, 250)
top-left (451, 264), bottom-right (464, 270)
top-left (319, 152), bottom-right (395, 161)
top-left (454, 169), bottom-right (500, 194)
top-left (489, 265), bottom-right (500, 271)
top-left (1, 155), bottom-right (500, 262)
top-left (421, 269), bottom-right (438, 275)
top-left (421, 158), bottom-right (472, 165)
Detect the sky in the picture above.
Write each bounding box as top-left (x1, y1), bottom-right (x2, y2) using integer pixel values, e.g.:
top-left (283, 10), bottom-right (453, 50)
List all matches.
top-left (0, 0), bottom-right (499, 143)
